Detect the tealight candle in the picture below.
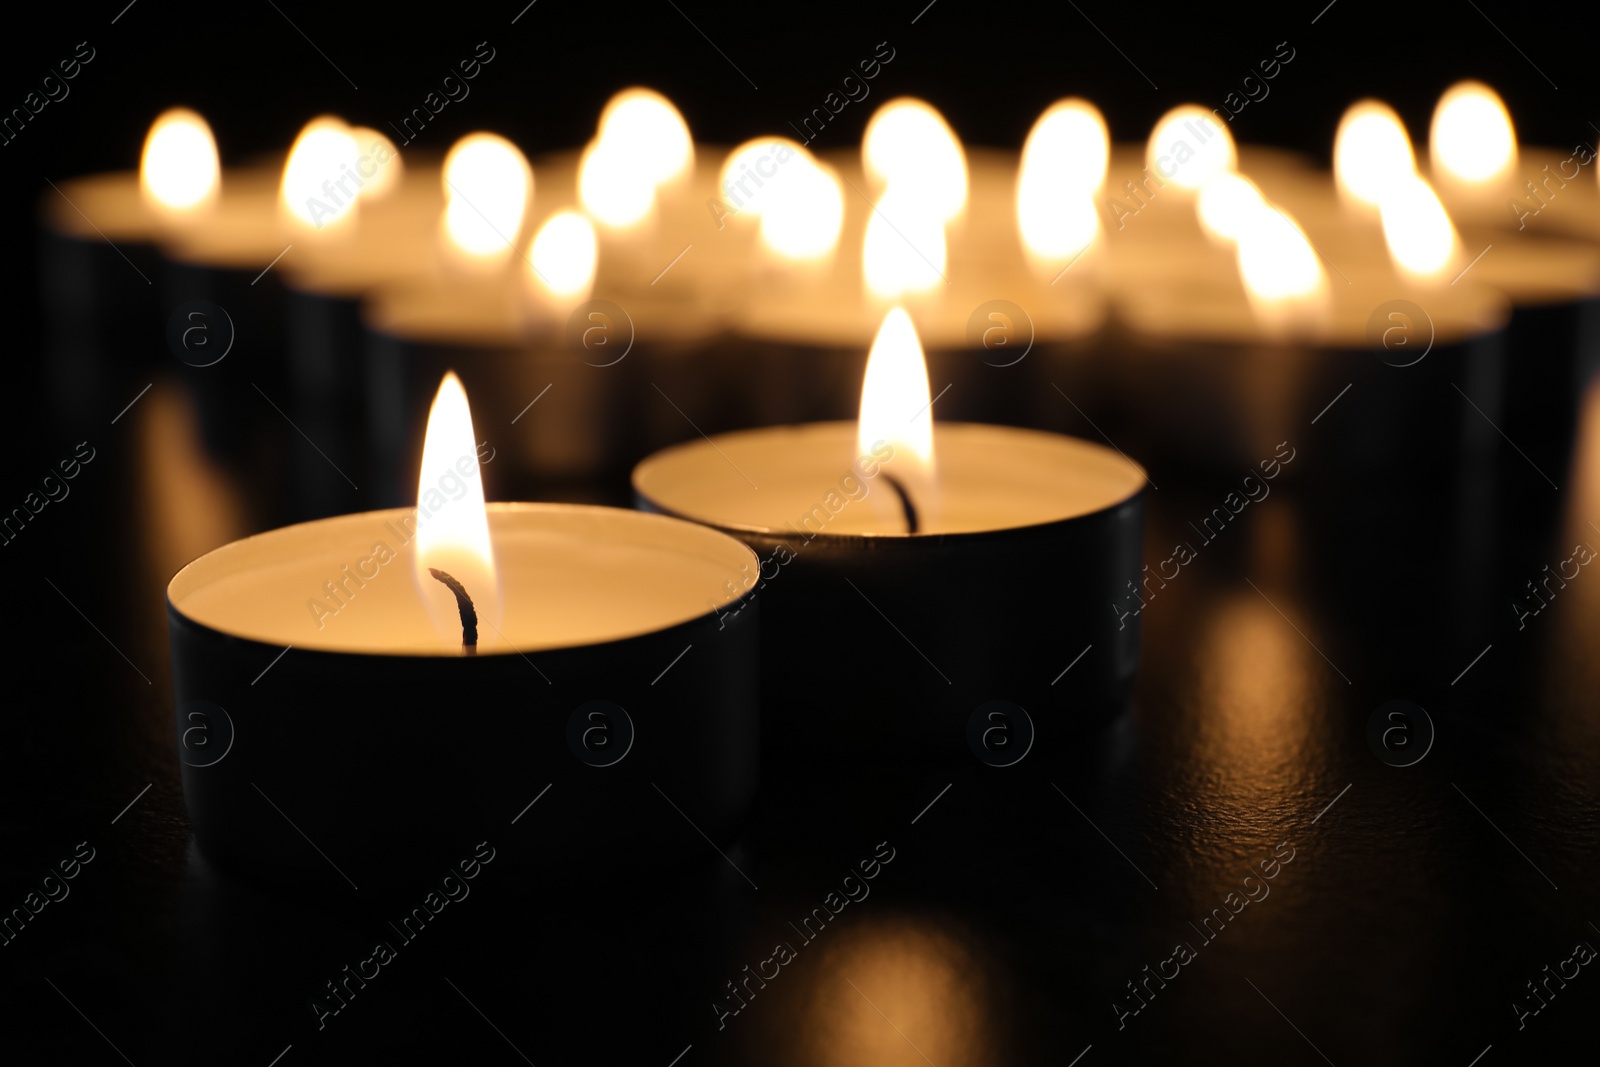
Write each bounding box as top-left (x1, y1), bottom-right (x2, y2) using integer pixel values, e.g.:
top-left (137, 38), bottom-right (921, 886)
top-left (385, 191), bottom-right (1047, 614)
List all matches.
top-left (1423, 81), bottom-right (1599, 240)
top-left (276, 135), bottom-right (441, 519)
top-left (168, 373), bottom-right (760, 888)
top-left (157, 118), bottom-right (361, 468)
top-left (1111, 250), bottom-right (1510, 481)
top-left (1250, 102), bottom-right (1600, 482)
top-left (634, 307), bottom-right (1146, 763)
top-left (39, 108), bottom-right (226, 425)
top-left (362, 201), bottom-right (705, 504)
top-left (718, 114), bottom-right (1106, 438)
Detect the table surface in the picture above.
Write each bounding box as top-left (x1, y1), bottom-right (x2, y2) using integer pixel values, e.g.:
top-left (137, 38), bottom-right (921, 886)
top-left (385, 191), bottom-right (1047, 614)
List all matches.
top-left (4, 374), bottom-right (1598, 1067)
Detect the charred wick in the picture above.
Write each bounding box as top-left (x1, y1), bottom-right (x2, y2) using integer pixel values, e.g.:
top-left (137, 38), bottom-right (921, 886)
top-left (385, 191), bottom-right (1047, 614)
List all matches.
top-left (882, 474), bottom-right (920, 535)
top-left (428, 568), bottom-right (479, 654)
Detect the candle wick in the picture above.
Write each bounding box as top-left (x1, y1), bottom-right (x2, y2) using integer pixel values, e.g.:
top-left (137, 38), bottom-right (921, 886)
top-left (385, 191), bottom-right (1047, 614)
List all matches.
top-left (427, 568), bottom-right (479, 654)
top-left (882, 474), bottom-right (921, 535)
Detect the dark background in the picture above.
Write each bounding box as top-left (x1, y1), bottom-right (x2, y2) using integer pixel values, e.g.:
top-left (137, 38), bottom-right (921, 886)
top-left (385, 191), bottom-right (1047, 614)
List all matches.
top-left (4, 2), bottom-right (1599, 1064)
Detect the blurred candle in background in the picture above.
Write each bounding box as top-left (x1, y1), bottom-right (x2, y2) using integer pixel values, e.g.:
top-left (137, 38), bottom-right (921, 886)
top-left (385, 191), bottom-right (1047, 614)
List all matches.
top-left (141, 108), bottom-right (221, 227)
top-left (439, 132), bottom-right (533, 279)
top-left (41, 109), bottom-right (226, 425)
top-left (1015, 98), bottom-right (1107, 281)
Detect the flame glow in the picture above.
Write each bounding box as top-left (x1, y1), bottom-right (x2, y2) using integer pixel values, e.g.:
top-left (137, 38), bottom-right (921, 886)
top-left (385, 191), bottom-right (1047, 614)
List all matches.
top-left (1236, 207), bottom-right (1326, 319)
top-left (1197, 172), bottom-right (1266, 244)
top-left (1379, 173), bottom-right (1459, 280)
top-left (1334, 101), bottom-right (1415, 208)
top-left (1017, 99), bottom-right (1106, 266)
top-left (857, 307), bottom-right (935, 476)
top-left (1146, 105), bottom-right (1235, 191)
top-left (529, 210), bottom-right (598, 301)
top-left (580, 89), bottom-right (693, 229)
top-left (718, 139), bottom-right (801, 219)
top-left (862, 98), bottom-right (968, 221)
top-left (596, 88), bottom-right (694, 187)
top-left (141, 108), bottom-right (220, 215)
top-left (1021, 99), bottom-right (1110, 194)
top-left (717, 139), bottom-right (844, 261)
top-left (441, 134), bottom-right (531, 263)
top-left (579, 140), bottom-right (655, 228)
top-left (863, 191), bottom-right (947, 300)
top-left (761, 159), bottom-right (844, 262)
top-left (1431, 80), bottom-right (1517, 184)
top-left (350, 126), bottom-right (403, 201)
top-left (413, 372), bottom-right (500, 646)
top-left (281, 116), bottom-right (361, 233)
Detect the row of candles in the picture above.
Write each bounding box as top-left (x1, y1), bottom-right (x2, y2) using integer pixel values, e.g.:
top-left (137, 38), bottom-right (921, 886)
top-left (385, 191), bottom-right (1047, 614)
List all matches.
top-left (46, 81), bottom-right (1599, 499)
top-left (42, 82), bottom-right (1599, 885)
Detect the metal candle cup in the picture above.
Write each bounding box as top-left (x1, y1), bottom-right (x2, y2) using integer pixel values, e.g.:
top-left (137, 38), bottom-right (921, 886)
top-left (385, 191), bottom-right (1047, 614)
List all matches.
top-left (634, 421), bottom-right (1146, 764)
top-left (167, 503), bottom-right (760, 891)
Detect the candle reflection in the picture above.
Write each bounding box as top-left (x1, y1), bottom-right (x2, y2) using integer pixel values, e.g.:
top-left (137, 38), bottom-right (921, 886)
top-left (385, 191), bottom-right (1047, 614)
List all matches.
top-left (753, 915), bottom-right (999, 1067)
top-left (1544, 381), bottom-right (1600, 700)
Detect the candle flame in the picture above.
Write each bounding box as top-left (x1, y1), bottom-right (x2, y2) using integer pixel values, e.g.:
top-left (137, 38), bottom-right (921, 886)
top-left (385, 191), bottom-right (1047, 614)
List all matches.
top-left (863, 189), bottom-right (947, 300)
top-left (141, 108), bottom-right (219, 216)
top-left (719, 139), bottom-right (799, 220)
top-left (1379, 173), bottom-right (1459, 281)
top-left (281, 116), bottom-right (361, 234)
top-left (718, 138), bottom-right (843, 259)
top-left (761, 158), bottom-right (844, 262)
top-left (1236, 206), bottom-right (1326, 323)
top-left (863, 98), bottom-right (968, 221)
top-left (857, 307), bottom-right (935, 476)
top-left (529, 210), bottom-right (598, 302)
top-left (1017, 99), bottom-right (1106, 268)
top-left (1431, 80), bottom-right (1517, 184)
top-left (1145, 105), bottom-right (1235, 191)
top-left (1022, 98), bottom-right (1110, 193)
top-left (349, 126), bottom-right (403, 201)
top-left (1197, 172), bottom-right (1265, 244)
top-left (579, 140), bottom-right (655, 228)
top-left (413, 372), bottom-right (500, 647)
top-left (597, 88), bottom-right (694, 186)
top-left (442, 133), bottom-right (532, 262)
top-left (1334, 100), bottom-right (1414, 209)
top-left (580, 88), bottom-right (693, 228)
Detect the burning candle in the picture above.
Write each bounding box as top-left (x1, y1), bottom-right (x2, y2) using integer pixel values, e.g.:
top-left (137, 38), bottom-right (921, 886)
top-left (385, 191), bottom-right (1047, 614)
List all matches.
top-left (1110, 180), bottom-right (1511, 478)
top-left (159, 116), bottom-right (378, 471)
top-left (1015, 98), bottom-right (1107, 280)
top-left (167, 373), bottom-right (760, 887)
top-left (39, 109), bottom-right (228, 424)
top-left (280, 116), bottom-right (363, 252)
top-left (439, 132), bottom-right (534, 278)
top-left (718, 137), bottom-right (845, 279)
top-left (276, 126), bottom-right (439, 520)
top-left (575, 88), bottom-right (700, 299)
top-left (363, 162), bottom-right (638, 502)
top-left (1099, 104), bottom-right (1248, 294)
top-left (633, 307), bottom-right (1146, 762)
top-left (861, 98), bottom-right (967, 308)
top-left (141, 108), bottom-right (222, 223)
top-left (1423, 81), bottom-right (1563, 233)
top-left (724, 99), bottom-right (1105, 437)
top-left (1260, 98), bottom-right (1600, 483)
